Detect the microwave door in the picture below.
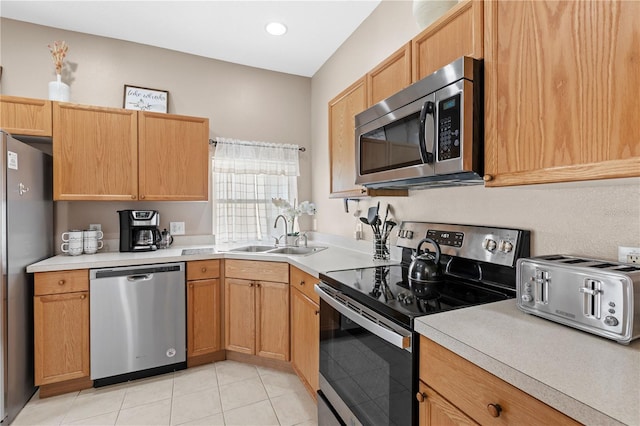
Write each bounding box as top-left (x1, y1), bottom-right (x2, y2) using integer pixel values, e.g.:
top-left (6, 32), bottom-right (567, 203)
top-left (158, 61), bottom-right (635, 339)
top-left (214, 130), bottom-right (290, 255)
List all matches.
top-left (356, 95), bottom-right (434, 186)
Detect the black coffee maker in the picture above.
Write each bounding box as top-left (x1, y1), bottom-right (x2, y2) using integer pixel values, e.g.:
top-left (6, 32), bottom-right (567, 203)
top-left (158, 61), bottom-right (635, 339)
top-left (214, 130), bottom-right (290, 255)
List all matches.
top-left (118, 210), bottom-right (161, 252)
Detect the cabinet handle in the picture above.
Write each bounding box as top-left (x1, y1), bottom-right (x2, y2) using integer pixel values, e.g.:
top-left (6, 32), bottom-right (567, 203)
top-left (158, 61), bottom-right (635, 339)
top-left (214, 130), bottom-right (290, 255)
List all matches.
top-left (361, 188), bottom-right (366, 194)
top-left (299, 280), bottom-right (305, 286)
top-left (201, 267), bottom-right (207, 273)
top-left (315, 310), bottom-right (319, 315)
top-left (58, 280), bottom-right (65, 286)
top-left (189, 283), bottom-right (193, 288)
top-left (487, 403), bottom-right (502, 418)
top-left (483, 174), bottom-right (494, 182)
top-left (416, 392), bottom-right (426, 403)
top-left (80, 294), bottom-right (86, 300)
top-left (140, 195), bottom-right (145, 199)
top-left (131, 195), bottom-right (136, 199)
top-left (256, 283), bottom-right (261, 288)
top-left (249, 282), bottom-right (254, 287)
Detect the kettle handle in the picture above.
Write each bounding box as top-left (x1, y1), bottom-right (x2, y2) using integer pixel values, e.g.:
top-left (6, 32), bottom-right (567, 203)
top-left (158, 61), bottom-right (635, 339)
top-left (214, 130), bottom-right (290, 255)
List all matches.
top-left (416, 238), bottom-right (441, 264)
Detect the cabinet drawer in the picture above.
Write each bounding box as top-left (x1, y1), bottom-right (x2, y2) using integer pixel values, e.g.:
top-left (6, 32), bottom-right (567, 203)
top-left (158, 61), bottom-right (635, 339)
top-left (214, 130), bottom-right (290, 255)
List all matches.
top-left (226, 260), bottom-right (288, 283)
top-left (290, 266), bottom-right (320, 304)
top-left (35, 270), bottom-right (89, 296)
top-left (420, 336), bottom-right (579, 425)
top-left (187, 259), bottom-right (220, 280)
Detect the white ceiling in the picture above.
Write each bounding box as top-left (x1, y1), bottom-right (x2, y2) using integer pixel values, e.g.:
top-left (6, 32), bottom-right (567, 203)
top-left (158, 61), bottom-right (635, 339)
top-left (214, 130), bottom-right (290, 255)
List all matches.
top-left (0, 0), bottom-right (381, 77)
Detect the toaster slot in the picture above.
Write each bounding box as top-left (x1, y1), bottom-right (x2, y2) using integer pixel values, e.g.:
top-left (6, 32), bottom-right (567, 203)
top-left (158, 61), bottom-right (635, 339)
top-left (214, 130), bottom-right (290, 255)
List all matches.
top-left (534, 269), bottom-right (549, 304)
top-left (580, 279), bottom-right (602, 319)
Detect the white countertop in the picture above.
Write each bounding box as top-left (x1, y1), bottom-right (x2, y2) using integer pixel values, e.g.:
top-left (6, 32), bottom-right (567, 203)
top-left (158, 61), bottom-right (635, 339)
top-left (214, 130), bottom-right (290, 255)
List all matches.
top-left (26, 241), bottom-right (398, 277)
top-left (415, 300), bottom-right (640, 426)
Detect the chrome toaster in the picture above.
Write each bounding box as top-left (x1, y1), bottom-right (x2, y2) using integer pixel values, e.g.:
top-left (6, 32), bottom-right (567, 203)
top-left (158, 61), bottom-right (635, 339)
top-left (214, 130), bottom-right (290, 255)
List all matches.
top-left (516, 255), bottom-right (640, 344)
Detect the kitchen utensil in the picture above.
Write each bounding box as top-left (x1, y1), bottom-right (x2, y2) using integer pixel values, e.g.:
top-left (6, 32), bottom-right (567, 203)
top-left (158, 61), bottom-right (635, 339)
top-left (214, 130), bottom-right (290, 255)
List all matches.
top-left (82, 229), bottom-right (104, 254)
top-left (158, 228), bottom-right (174, 249)
top-left (61, 230), bottom-right (83, 256)
top-left (367, 206), bottom-right (377, 224)
top-left (408, 238), bottom-right (443, 297)
top-left (517, 254), bottom-right (640, 344)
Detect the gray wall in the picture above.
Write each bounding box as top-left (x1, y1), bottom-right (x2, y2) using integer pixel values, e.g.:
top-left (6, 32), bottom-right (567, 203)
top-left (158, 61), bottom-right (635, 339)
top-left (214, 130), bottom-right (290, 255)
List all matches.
top-left (0, 18), bottom-right (312, 246)
top-left (310, 0), bottom-right (640, 260)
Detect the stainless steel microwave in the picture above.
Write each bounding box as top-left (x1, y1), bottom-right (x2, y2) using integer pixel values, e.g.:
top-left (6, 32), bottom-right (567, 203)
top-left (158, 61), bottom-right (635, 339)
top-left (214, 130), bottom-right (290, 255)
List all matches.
top-left (355, 56), bottom-right (483, 189)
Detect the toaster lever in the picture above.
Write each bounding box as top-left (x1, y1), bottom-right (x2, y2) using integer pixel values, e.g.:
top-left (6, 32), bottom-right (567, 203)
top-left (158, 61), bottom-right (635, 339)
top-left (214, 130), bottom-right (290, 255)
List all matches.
top-left (581, 279), bottom-right (602, 319)
top-left (579, 287), bottom-right (602, 296)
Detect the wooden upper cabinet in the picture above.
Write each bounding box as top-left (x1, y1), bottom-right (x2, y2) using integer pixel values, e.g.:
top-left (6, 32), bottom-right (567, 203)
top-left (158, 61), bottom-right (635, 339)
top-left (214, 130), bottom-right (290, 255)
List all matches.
top-left (367, 43), bottom-right (412, 106)
top-left (329, 77), bottom-right (367, 198)
top-left (0, 95), bottom-right (53, 137)
top-left (483, 0), bottom-right (640, 186)
top-left (412, 0), bottom-right (483, 82)
top-left (53, 102), bottom-right (138, 201)
top-left (138, 112), bottom-right (209, 201)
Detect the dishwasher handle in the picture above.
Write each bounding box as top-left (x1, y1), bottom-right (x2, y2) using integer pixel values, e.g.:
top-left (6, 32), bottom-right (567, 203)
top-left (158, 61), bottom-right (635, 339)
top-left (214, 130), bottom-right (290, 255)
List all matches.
top-left (127, 274), bottom-right (153, 282)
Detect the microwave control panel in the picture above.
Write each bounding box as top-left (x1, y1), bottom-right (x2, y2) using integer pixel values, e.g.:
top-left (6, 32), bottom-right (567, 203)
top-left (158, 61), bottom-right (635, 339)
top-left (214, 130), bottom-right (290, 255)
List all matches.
top-left (438, 93), bottom-right (461, 161)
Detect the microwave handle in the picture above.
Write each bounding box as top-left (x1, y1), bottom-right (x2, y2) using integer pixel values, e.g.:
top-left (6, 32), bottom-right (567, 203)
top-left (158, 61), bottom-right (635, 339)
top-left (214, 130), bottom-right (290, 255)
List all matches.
top-left (419, 100), bottom-right (435, 164)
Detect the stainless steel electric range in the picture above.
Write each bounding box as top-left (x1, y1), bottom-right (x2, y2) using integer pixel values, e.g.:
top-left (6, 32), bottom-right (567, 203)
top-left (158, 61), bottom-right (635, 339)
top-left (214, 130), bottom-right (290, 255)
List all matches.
top-left (315, 221), bottom-right (530, 426)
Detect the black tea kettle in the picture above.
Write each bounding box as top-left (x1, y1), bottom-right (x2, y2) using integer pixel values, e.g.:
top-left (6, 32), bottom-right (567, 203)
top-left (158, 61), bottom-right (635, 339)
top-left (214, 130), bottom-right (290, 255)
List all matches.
top-left (408, 238), bottom-right (443, 298)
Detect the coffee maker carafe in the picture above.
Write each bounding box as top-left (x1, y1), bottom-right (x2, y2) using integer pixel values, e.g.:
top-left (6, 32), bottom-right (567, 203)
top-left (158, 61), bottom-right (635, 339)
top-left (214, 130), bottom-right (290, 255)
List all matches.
top-left (118, 210), bottom-right (161, 252)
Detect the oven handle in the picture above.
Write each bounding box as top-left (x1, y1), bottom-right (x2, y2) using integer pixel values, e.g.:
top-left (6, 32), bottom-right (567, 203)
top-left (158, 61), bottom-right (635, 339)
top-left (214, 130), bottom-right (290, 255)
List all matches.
top-left (315, 284), bottom-right (411, 350)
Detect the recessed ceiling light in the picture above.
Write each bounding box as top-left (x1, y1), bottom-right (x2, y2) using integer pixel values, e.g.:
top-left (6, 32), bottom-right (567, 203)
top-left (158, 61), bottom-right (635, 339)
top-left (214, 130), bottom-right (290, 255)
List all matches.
top-left (265, 22), bottom-right (287, 36)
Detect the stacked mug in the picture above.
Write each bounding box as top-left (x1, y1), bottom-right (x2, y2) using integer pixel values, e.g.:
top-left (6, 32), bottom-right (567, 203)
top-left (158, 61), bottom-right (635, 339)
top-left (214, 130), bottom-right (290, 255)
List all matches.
top-left (61, 229), bottom-right (104, 255)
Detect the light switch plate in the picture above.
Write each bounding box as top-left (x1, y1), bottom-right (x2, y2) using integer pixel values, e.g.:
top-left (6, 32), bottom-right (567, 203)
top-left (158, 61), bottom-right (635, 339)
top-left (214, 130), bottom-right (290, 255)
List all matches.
top-left (170, 222), bottom-right (185, 235)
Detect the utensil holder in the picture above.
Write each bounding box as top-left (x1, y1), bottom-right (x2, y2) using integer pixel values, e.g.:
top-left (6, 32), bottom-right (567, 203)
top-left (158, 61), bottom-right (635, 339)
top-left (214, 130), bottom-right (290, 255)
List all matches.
top-left (373, 237), bottom-right (390, 260)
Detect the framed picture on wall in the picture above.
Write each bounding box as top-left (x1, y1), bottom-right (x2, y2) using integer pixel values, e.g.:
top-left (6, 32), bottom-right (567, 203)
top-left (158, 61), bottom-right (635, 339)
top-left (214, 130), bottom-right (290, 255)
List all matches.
top-left (123, 85), bottom-right (169, 113)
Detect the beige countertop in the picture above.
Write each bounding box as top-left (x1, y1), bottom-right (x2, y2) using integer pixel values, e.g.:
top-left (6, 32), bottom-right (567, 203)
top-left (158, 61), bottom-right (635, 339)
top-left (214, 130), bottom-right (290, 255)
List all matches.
top-left (415, 300), bottom-right (640, 426)
top-left (26, 241), bottom-right (397, 277)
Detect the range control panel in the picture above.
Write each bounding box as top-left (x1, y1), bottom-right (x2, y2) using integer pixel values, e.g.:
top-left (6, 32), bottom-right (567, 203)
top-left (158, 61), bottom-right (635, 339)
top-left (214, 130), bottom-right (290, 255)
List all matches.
top-left (396, 221), bottom-right (530, 267)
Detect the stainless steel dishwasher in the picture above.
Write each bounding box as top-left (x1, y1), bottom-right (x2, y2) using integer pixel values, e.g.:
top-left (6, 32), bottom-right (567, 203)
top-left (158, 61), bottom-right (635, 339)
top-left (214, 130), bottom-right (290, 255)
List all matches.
top-left (90, 262), bottom-right (186, 386)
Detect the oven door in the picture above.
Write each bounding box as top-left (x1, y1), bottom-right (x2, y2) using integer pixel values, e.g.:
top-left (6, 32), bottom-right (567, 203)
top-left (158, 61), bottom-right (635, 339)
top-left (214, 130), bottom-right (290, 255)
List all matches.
top-left (315, 283), bottom-right (417, 426)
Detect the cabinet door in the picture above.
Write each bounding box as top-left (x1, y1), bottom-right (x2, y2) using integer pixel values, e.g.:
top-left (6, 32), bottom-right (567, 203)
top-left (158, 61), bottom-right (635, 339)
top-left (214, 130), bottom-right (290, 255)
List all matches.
top-left (224, 278), bottom-right (255, 355)
top-left (187, 278), bottom-right (221, 359)
top-left (0, 95), bottom-right (52, 137)
top-left (291, 287), bottom-right (319, 394)
top-left (256, 280), bottom-right (289, 361)
top-left (329, 77), bottom-right (367, 198)
top-left (34, 292), bottom-right (89, 385)
top-left (417, 381), bottom-right (478, 426)
top-left (484, 0), bottom-right (640, 186)
top-left (367, 43), bottom-right (412, 106)
top-left (138, 112), bottom-right (209, 201)
top-left (412, 0), bottom-right (483, 81)
top-left (53, 103), bottom-right (138, 200)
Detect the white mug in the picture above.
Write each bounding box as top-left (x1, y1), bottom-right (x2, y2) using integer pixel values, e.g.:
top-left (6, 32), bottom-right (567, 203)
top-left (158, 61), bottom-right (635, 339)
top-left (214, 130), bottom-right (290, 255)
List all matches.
top-left (61, 230), bottom-right (83, 256)
top-left (83, 229), bottom-right (104, 254)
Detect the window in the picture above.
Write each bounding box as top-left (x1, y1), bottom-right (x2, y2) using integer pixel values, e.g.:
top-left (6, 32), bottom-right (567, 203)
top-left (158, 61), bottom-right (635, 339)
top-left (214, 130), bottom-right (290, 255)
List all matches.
top-left (212, 138), bottom-right (299, 243)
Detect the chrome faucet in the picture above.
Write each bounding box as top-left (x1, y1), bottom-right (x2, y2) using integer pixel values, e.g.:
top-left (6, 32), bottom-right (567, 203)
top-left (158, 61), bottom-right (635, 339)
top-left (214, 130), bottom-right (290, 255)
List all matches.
top-left (274, 215), bottom-right (288, 246)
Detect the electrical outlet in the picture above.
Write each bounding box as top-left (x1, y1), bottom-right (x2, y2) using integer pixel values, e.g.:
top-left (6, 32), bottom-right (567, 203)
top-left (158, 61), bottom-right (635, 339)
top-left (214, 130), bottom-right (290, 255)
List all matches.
top-left (170, 222), bottom-right (185, 235)
top-left (618, 246), bottom-right (640, 264)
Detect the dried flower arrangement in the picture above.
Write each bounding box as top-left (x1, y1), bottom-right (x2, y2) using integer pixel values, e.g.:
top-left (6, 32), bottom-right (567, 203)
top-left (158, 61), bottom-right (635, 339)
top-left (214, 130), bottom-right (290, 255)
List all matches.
top-left (48, 40), bottom-right (68, 75)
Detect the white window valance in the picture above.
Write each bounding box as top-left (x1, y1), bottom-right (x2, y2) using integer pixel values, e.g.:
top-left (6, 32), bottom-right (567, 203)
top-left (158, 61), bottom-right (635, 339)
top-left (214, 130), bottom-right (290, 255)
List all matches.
top-left (212, 137), bottom-right (300, 176)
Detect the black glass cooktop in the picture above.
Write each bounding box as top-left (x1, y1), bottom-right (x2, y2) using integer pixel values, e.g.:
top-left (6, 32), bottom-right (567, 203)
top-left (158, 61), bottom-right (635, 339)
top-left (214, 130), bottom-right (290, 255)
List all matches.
top-left (320, 265), bottom-right (513, 328)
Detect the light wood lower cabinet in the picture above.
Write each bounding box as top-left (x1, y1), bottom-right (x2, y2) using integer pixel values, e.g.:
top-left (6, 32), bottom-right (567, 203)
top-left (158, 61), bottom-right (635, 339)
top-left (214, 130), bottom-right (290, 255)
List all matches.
top-left (289, 266), bottom-right (320, 398)
top-left (418, 336), bottom-right (580, 425)
top-left (225, 260), bottom-right (290, 361)
top-left (34, 270), bottom-right (90, 386)
top-left (186, 260), bottom-right (222, 366)
top-left (0, 95), bottom-right (53, 137)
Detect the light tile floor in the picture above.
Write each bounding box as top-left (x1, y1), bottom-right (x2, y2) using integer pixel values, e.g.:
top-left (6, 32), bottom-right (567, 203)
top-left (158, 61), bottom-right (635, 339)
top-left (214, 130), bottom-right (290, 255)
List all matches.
top-left (13, 361), bottom-right (318, 426)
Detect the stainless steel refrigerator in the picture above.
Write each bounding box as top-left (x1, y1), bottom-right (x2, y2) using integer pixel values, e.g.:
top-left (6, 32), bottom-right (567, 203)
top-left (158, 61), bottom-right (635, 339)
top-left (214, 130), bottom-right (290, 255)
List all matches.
top-left (0, 130), bottom-right (53, 423)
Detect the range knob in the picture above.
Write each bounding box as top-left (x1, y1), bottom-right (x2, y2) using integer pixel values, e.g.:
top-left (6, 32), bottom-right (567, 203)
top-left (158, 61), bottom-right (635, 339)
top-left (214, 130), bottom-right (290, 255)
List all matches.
top-left (499, 240), bottom-right (514, 253)
top-left (604, 316), bottom-right (619, 327)
top-left (521, 294), bottom-right (533, 303)
top-left (482, 238), bottom-right (497, 252)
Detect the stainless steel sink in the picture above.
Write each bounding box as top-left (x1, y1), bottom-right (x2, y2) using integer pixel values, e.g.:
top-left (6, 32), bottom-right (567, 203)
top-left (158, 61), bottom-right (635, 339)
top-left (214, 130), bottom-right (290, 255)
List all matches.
top-left (267, 246), bottom-right (327, 256)
top-left (227, 245), bottom-right (327, 256)
top-left (228, 245), bottom-right (275, 253)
